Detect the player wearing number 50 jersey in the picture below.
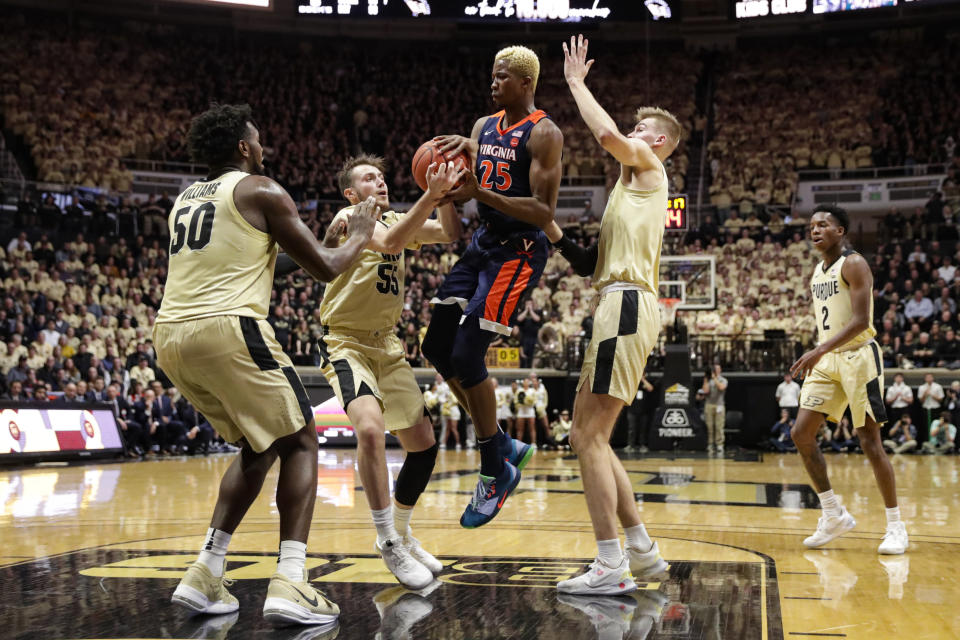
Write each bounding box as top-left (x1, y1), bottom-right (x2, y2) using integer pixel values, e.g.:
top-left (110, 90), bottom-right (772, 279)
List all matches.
top-left (425, 45), bottom-right (564, 529)
top-left (315, 155), bottom-right (463, 590)
top-left (157, 103), bottom-right (379, 627)
top-left (790, 204), bottom-right (907, 555)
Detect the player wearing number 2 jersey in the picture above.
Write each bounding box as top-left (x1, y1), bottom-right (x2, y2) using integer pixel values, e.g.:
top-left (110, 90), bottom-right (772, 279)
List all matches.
top-left (157, 104), bottom-right (378, 628)
top-left (425, 45), bottom-right (564, 529)
top-left (791, 204), bottom-right (907, 555)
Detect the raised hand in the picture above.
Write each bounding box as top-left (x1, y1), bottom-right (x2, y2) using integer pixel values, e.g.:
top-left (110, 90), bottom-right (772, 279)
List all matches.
top-left (434, 134), bottom-right (475, 158)
top-left (322, 215), bottom-right (347, 247)
top-left (562, 34), bottom-right (595, 85)
top-left (425, 161), bottom-right (467, 199)
top-left (347, 196), bottom-right (380, 242)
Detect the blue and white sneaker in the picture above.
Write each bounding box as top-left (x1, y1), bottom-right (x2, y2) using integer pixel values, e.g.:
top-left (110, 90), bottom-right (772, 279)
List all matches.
top-left (460, 460), bottom-right (521, 529)
top-left (499, 431), bottom-right (534, 471)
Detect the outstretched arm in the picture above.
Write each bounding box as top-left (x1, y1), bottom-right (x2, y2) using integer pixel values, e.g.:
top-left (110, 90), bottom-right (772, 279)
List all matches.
top-left (236, 175), bottom-right (377, 283)
top-left (563, 35), bottom-right (661, 172)
top-left (413, 203), bottom-right (462, 245)
top-left (364, 162), bottom-right (464, 254)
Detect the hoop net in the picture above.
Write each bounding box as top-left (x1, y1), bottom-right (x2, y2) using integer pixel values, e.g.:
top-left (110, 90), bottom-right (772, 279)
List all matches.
top-left (659, 298), bottom-right (681, 327)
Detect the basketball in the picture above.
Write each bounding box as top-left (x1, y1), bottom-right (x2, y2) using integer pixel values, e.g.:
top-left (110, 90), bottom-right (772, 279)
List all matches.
top-left (411, 140), bottom-right (470, 191)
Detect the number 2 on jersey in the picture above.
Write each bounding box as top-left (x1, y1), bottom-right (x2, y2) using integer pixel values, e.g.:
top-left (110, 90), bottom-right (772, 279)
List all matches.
top-left (821, 305), bottom-right (830, 331)
top-left (170, 202), bottom-right (215, 254)
top-left (478, 160), bottom-right (512, 191)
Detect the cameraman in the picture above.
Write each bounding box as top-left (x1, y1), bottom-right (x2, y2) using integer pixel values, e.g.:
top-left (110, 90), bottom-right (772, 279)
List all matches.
top-left (882, 414), bottom-right (918, 455)
top-left (701, 363), bottom-right (728, 454)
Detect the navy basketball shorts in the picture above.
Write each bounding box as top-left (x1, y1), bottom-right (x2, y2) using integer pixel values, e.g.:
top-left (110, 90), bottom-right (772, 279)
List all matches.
top-left (431, 226), bottom-right (549, 335)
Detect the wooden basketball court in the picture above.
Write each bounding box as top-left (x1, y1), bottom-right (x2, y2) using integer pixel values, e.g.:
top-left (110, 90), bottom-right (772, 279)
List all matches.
top-left (1, 449), bottom-right (956, 639)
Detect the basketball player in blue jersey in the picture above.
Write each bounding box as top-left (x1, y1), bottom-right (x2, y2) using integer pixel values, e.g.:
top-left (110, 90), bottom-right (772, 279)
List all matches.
top-left (426, 45), bottom-right (564, 527)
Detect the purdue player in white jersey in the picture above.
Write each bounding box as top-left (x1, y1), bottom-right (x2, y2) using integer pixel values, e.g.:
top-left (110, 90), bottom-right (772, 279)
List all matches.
top-left (157, 104), bottom-right (378, 627)
top-left (543, 36), bottom-right (677, 597)
top-left (791, 205), bottom-right (907, 555)
top-left (316, 154), bottom-right (463, 589)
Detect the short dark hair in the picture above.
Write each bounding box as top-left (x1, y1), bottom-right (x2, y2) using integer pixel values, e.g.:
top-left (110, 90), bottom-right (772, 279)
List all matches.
top-left (814, 204), bottom-right (850, 235)
top-left (337, 154), bottom-right (386, 195)
top-left (187, 103), bottom-right (254, 168)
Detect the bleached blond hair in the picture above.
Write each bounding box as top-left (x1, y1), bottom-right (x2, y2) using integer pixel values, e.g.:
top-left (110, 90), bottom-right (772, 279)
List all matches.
top-left (494, 45), bottom-right (540, 92)
top-left (635, 106), bottom-right (682, 154)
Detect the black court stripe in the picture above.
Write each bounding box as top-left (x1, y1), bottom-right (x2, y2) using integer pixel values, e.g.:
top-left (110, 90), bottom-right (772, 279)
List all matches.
top-left (618, 290), bottom-right (639, 336)
top-left (332, 359), bottom-right (357, 408)
top-left (592, 337), bottom-right (618, 396)
top-left (239, 317), bottom-right (280, 371)
top-left (281, 366), bottom-right (314, 428)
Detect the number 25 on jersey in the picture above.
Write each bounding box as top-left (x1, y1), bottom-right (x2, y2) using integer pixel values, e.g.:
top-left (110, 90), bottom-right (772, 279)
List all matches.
top-left (478, 160), bottom-right (512, 191)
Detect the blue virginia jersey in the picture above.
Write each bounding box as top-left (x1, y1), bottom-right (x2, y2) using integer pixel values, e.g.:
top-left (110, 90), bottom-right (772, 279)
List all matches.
top-left (475, 109), bottom-right (550, 235)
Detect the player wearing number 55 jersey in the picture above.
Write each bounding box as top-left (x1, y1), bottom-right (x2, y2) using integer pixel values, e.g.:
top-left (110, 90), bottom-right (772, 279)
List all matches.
top-left (315, 154), bottom-right (463, 590)
top-left (425, 45), bottom-right (564, 529)
top-left (791, 204), bottom-right (907, 555)
top-left (157, 104), bottom-right (379, 628)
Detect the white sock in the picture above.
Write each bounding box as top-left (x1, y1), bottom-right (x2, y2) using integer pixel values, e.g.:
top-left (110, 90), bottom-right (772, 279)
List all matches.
top-left (277, 540), bottom-right (307, 582)
top-left (197, 527), bottom-right (231, 577)
top-left (596, 538), bottom-right (623, 568)
top-left (394, 503), bottom-right (414, 537)
top-left (372, 506), bottom-right (399, 545)
top-left (886, 506), bottom-right (901, 526)
top-left (624, 524), bottom-right (653, 553)
top-left (818, 489), bottom-right (842, 517)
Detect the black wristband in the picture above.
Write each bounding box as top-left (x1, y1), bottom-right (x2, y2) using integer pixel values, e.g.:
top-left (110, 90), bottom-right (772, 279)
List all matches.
top-left (552, 233), bottom-right (598, 277)
top-left (274, 253), bottom-right (300, 277)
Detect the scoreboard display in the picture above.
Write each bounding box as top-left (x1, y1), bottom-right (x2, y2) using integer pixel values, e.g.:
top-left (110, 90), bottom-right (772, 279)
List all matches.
top-left (666, 194), bottom-right (687, 231)
top-left (297, 1), bottom-right (676, 21)
top-left (171, 0), bottom-right (271, 7)
top-left (734, 0), bottom-right (939, 18)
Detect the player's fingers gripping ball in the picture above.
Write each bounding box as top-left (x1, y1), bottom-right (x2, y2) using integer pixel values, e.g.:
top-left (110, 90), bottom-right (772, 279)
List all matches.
top-left (412, 140), bottom-right (469, 191)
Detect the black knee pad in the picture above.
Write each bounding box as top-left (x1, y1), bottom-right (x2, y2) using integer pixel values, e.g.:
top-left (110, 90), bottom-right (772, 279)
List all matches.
top-left (421, 304), bottom-right (463, 380)
top-left (394, 442), bottom-right (439, 507)
top-left (450, 315), bottom-right (496, 388)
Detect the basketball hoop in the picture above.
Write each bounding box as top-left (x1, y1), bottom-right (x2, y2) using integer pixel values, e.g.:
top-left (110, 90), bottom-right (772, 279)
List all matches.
top-left (659, 297), bottom-right (681, 328)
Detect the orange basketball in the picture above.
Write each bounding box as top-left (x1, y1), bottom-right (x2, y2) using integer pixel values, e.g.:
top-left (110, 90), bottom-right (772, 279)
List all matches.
top-left (411, 140), bottom-right (470, 191)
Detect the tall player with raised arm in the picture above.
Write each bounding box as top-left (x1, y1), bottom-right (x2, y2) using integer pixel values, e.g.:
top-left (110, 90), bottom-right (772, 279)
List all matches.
top-left (423, 45), bottom-right (564, 528)
top-left (544, 35), bottom-right (679, 596)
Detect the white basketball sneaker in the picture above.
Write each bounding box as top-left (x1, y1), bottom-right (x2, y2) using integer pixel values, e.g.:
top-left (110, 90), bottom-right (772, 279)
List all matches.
top-left (878, 521), bottom-right (909, 555)
top-left (803, 507), bottom-right (856, 548)
top-left (376, 538), bottom-right (434, 590)
top-left (402, 534), bottom-right (444, 576)
top-left (625, 541), bottom-right (669, 579)
top-left (557, 556), bottom-right (637, 596)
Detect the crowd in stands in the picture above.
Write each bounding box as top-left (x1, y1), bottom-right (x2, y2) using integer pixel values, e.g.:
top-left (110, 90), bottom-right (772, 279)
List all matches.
top-left (0, 10), bottom-right (698, 204)
top-left (708, 39), bottom-right (960, 215)
top-left (3, 10), bottom-right (960, 461)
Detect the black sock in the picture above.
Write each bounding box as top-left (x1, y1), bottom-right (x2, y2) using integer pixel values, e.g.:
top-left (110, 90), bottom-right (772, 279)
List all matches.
top-left (479, 434), bottom-right (504, 477)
